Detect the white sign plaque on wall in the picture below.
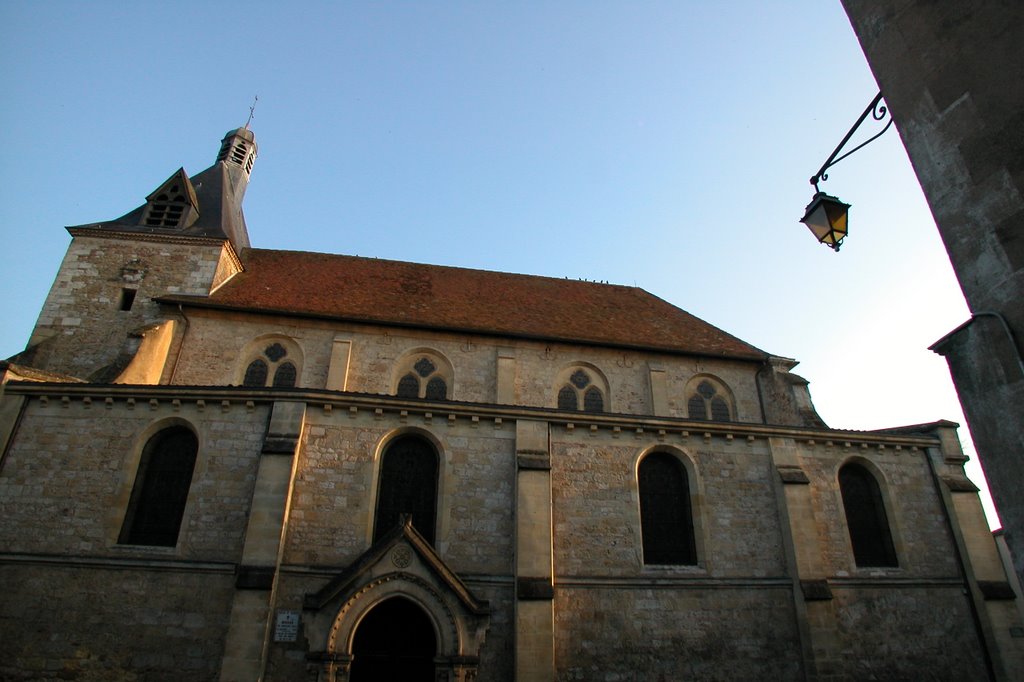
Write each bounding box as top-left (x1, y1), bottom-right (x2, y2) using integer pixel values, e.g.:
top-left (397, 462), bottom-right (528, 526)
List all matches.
top-left (274, 609), bottom-right (300, 643)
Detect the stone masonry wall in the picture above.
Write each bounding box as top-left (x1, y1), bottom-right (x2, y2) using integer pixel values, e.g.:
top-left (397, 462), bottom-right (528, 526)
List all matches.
top-left (28, 235), bottom-right (231, 380)
top-left (798, 443), bottom-right (960, 578)
top-left (0, 396), bottom-right (266, 561)
top-left (0, 396), bottom-right (264, 680)
top-left (842, 0), bottom-right (1024, 593)
top-left (830, 585), bottom-right (987, 680)
top-left (0, 564), bottom-right (235, 682)
top-left (285, 409), bottom-right (516, 576)
top-left (0, 386), bottom-right (1007, 679)
top-left (551, 429), bottom-right (788, 578)
top-left (265, 574), bottom-right (515, 682)
top-left (172, 310), bottom-right (766, 422)
top-left (554, 585), bottom-right (802, 681)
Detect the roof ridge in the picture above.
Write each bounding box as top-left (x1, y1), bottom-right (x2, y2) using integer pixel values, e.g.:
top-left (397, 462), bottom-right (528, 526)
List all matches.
top-left (244, 247), bottom-right (639, 291)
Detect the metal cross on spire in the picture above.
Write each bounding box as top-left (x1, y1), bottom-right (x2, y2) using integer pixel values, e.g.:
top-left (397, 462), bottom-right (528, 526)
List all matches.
top-left (245, 95), bottom-right (258, 130)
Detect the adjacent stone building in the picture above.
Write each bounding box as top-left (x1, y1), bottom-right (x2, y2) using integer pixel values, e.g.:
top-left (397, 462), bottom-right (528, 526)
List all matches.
top-left (841, 0), bottom-right (1024, 591)
top-left (1, 127), bottom-right (1021, 680)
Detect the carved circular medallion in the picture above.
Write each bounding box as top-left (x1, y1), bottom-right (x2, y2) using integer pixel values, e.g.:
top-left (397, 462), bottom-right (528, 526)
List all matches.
top-left (391, 546), bottom-right (412, 568)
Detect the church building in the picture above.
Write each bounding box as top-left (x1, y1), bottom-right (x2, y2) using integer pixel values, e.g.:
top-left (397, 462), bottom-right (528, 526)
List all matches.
top-left (0, 127), bottom-right (1021, 681)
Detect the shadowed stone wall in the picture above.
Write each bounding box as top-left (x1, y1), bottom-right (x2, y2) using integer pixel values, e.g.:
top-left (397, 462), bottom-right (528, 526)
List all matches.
top-left (842, 0), bottom-right (1024, 589)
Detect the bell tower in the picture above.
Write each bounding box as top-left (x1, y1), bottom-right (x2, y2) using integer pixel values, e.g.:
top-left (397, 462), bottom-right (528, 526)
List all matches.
top-left (16, 128), bottom-right (258, 382)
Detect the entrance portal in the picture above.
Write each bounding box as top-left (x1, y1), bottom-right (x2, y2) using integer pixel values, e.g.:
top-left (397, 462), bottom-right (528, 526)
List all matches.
top-left (349, 596), bottom-right (437, 681)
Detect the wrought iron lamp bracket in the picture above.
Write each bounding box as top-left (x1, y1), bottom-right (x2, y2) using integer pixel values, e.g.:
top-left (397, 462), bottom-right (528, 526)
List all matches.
top-left (810, 92), bottom-right (893, 192)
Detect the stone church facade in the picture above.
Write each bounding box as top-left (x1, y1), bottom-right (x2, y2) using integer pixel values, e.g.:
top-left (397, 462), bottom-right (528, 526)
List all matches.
top-left (0, 128), bottom-right (1021, 681)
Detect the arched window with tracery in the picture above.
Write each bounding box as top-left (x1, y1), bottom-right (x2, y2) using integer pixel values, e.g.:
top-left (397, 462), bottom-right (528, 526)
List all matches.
top-left (374, 436), bottom-right (439, 545)
top-left (839, 462), bottom-right (898, 567)
top-left (240, 340), bottom-right (300, 388)
top-left (638, 452), bottom-right (697, 565)
top-left (556, 367), bottom-right (606, 413)
top-left (686, 378), bottom-right (732, 421)
top-left (119, 426), bottom-right (199, 547)
top-left (393, 353), bottom-right (451, 401)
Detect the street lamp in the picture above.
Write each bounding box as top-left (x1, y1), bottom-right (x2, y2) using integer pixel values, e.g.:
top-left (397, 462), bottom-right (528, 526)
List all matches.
top-left (801, 191), bottom-right (850, 251)
top-left (801, 91), bottom-right (892, 251)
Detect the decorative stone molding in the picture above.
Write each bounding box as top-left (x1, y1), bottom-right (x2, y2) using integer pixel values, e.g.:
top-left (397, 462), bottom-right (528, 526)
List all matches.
top-left (941, 475), bottom-right (980, 493)
top-left (977, 580), bottom-right (1016, 601)
top-left (303, 520), bottom-right (489, 682)
top-left (516, 577), bottom-right (554, 601)
top-left (800, 579), bottom-right (833, 601)
top-left (235, 565), bottom-right (275, 590)
top-left (777, 466), bottom-right (810, 485)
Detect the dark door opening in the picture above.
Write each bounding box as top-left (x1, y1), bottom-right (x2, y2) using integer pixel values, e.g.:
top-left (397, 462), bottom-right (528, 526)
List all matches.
top-left (350, 596), bottom-right (437, 681)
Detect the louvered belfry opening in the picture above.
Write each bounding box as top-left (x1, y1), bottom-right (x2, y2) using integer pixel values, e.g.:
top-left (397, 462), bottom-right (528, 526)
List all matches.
top-left (217, 129), bottom-right (256, 177)
top-left (144, 184), bottom-right (188, 228)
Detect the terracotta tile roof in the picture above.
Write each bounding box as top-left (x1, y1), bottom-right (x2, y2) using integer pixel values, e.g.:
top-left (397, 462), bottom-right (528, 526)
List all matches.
top-left (161, 248), bottom-right (767, 361)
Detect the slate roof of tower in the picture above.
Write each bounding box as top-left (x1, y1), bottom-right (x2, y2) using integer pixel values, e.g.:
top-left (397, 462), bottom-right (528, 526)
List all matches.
top-left (65, 157), bottom-right (252, 250)
top-left (160, 248), bottom-right (767, 361)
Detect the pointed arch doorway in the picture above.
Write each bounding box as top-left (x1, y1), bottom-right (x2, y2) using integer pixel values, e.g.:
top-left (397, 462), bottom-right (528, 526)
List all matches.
top-left (349, 596), bottom-right (437, 681)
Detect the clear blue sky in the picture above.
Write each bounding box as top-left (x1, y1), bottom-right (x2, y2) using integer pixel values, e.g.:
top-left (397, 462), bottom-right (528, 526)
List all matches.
top-left (0, 2), bottom-right (994, 523)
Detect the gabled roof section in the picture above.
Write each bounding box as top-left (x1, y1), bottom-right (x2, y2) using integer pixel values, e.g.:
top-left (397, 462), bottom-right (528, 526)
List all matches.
top-left (139, 168), bottom-right (199, 230)
top-left (160, 248), bottom-right (768, 360)
top-left (144, 167), bottom-right (199, 210)
top-left (304, 517), bottom-right (488, 614)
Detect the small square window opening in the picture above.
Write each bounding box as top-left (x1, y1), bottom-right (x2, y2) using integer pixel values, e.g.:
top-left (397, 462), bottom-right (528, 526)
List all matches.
top-left (119, 288), bottom-right (137, 311)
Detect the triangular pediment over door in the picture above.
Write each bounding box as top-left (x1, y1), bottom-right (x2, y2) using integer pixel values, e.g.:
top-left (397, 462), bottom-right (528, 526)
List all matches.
top-left (303, 518), bottom-right (490, 682)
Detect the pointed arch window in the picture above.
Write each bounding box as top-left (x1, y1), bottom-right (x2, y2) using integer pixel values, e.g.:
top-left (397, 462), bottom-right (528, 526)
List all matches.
top-left (583, 386), bottom-right (604, 412)
top-left (397, 374), bottom-right (420, 398)
top-left (393, 354), bottom-right (450, 401)
top-left (639, 452), bottom-right (696, 565)
top-left (119, 426), bottom-right (198, 547)
top-left (557, 368), bottom-right (606, 413)
top-left (839, 463), bottom-right (898, 568)
top-left (241, 342), bottom-right (298, 388)
top-left (244, 359), bottom-right (268, 386)
top-left (272, 361), bottom-right (297, 387)
top-left (374, 436), bottom-right (439, 545)
top-left (425, 376), bottom-right (447, 401)
top-left (687, 379), bottom-right (732, 421)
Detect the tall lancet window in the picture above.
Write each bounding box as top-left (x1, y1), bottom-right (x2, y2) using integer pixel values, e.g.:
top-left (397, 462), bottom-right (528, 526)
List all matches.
top-left (638, 452), bottom-right (697, 565)
top-left (839, 463), bottom-right (898, 568)
top-left (374, 436), bottom-right (439, 545)
top-left (119, 426), bottom-right (199, 547)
